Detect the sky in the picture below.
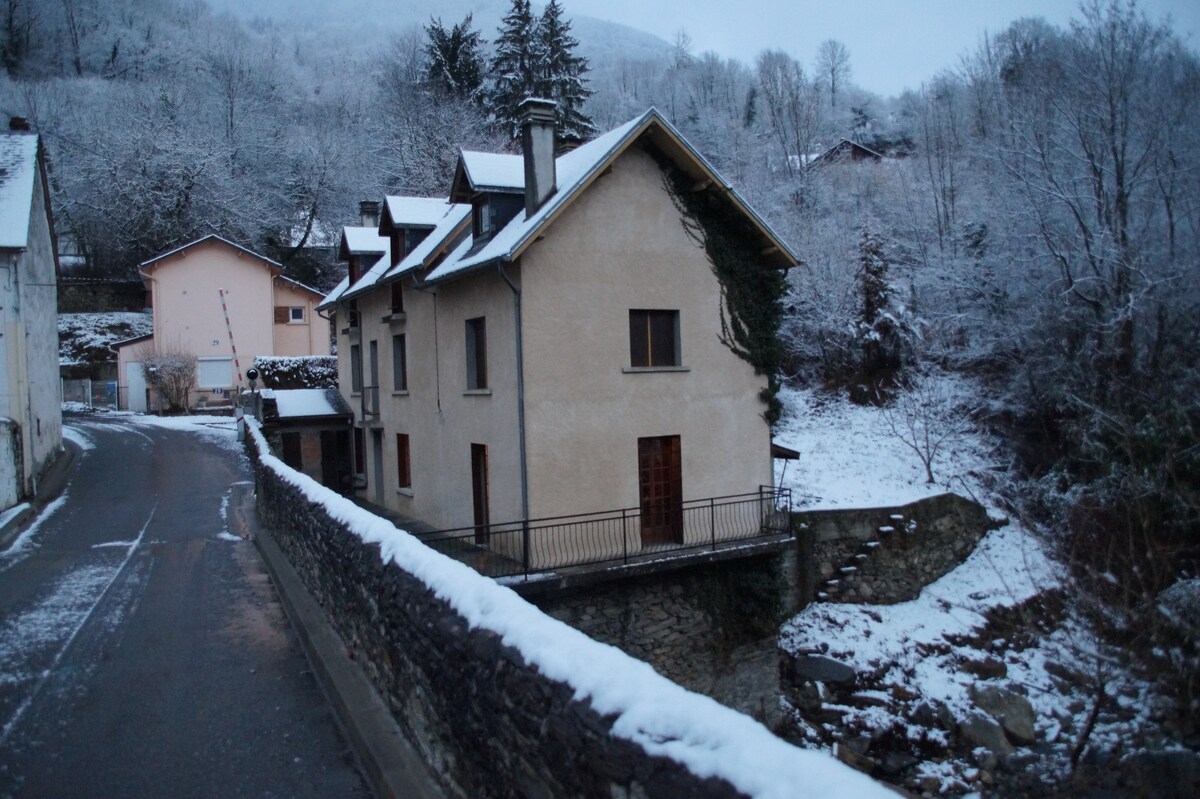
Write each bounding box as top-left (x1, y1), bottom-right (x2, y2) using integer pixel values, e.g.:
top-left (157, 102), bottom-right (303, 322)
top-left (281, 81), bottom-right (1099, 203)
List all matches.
top-left (563, 0), bottom-right (1200, 96)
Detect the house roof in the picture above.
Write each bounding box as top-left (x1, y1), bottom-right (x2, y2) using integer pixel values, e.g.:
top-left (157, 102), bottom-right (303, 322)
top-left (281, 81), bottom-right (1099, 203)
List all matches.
top-left (327, 201), bottom-right (470, 306)
top-left (338, 226), bottom-right (388, 259)
top-left (275, 273), bottom-right (324, 299)
top-left (0, 133), bottom-right (40, 251)
top-left (111, 332), bottom-right (154, 351)
top-left (140, 234), bottom-right (282, 274)
top-left (382, 196), bottom-right (461, 231)
top-left (270, 387), bottom-right (352, 421)
top-left (450, 151), bottom-right (524, 200)
top-left (812, 138), bottom-right (885, 166)
top-left (425, 108), bottom-right (801, 283)
top-left (317, 275), bottom-right (350, 312)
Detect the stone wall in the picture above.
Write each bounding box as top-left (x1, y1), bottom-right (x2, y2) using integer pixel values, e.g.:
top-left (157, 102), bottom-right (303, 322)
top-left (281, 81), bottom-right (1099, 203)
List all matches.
top-left (247, 429), bottom-right (790, 799)
top-left (57, 279), bottom-right (146, 313)
top-left (530, 550), bottom-right (799, 728)
top-left (795, 494), bottom-right (1000, 605)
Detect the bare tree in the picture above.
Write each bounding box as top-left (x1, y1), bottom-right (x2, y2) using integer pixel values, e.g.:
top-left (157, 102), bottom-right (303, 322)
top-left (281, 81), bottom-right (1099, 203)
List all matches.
top-left (814, 39), bottom-right (850, 109)
top-left (882, 377), bottom-right (970, 484)
top-left (141, 347), bottom-right (198, 413)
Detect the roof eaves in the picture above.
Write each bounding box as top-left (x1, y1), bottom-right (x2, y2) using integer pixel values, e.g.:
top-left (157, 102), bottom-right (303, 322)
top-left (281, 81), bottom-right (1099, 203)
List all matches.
top-left (140, 234), bottom-right (282, 273)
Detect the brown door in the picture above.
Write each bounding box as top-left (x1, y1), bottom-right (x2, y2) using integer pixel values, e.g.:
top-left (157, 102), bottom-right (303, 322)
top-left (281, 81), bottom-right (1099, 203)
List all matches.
top-left (638, 436), bottom-right (683, 546)
top-left (471, 443), bottom-right (490, 544)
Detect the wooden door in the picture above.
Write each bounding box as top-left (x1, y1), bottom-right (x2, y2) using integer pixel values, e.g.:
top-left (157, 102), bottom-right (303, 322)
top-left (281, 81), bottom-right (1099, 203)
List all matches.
top-left (471, 443), bottom-right (489, 544)
top-left (638, 436), bottom-right (683, 546)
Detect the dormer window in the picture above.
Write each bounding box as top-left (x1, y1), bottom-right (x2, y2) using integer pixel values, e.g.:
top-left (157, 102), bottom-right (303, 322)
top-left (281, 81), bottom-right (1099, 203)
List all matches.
top-left (471, 194), bottom-right (523, 244)
top-left (473, 198), bottom-right (492, 239)
top-left (348, 256), bottom-right (361, 284)
top-left (390, 230), bottom-right (404, 267)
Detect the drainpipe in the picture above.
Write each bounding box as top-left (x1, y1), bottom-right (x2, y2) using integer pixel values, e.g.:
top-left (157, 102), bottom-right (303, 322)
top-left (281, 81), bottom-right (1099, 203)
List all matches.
top-left (496, 261), bottom-right (530, 570)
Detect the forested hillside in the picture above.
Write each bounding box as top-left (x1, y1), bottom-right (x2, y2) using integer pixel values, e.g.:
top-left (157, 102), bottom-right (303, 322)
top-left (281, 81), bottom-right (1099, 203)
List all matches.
top-left (4, 0), bottom-right (1199, 782)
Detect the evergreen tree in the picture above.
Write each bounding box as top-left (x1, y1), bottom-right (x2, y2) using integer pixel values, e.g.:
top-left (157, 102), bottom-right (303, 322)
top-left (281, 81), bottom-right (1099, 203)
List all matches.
top-left (424, 14), bottom-right (486, 101)
top-left (534, 0), bottom-right (595, 140)
top-left (487, 0), bottom-right (540, 138)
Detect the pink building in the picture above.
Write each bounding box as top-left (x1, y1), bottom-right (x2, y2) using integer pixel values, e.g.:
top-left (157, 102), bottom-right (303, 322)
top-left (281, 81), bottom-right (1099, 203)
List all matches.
top-left (115, 235), bottom-right (327, 412)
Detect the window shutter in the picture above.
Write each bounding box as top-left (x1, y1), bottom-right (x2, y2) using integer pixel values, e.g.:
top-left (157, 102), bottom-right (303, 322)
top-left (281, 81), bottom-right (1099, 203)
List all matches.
top-left (274, 306), bottom-right (289, 324)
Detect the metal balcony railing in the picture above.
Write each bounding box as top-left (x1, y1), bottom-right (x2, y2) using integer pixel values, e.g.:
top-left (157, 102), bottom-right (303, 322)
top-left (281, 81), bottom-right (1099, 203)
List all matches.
top-left (360, 384), bottom-right (380, 419)
top-left (413, 487), bottom-right (793, 580)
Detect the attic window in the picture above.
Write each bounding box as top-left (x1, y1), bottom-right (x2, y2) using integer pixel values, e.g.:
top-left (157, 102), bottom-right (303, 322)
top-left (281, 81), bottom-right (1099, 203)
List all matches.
top-left (391, 230), bottom-right (404, 267)
top-left (473, 198), bottom-right (492, 239)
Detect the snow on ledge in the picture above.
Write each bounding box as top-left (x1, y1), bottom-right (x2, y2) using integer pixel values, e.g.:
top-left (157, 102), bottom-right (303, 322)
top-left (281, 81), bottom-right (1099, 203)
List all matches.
top-left (244, 418), bottom-right (890, 798)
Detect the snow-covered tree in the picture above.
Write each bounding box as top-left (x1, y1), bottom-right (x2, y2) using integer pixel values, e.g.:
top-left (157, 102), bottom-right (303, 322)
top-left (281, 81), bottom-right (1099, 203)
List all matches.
top-left (534, 0), bottom-right (594, 140)
top-left (486, 0), bottom-right (539, 139)
top-left (423, 14), bottom-right (484, 101)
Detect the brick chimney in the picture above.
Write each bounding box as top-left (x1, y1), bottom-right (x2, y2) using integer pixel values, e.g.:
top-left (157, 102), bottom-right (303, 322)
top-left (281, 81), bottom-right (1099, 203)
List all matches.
top-left (519, 98), bottom-right (557, 216)
top-left (8, 116), bottom-right (31, 132)
top-left (359, 200), bottom-right (380, 229)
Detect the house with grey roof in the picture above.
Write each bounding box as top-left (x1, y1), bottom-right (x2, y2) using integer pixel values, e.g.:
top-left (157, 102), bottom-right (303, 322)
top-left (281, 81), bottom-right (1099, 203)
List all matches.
top-left (0, 119), bottom-right (62, 511)
top-left (322, 102), bottom-right (798, 575)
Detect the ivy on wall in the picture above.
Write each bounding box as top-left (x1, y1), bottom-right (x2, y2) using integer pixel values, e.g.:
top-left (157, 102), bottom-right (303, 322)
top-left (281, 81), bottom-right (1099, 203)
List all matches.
top-left (653, 149), bottom-right (789, 427)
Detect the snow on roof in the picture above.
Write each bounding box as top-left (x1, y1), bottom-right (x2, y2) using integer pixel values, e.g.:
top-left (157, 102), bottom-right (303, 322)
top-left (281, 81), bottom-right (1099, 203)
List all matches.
top-left (243, 417), bottom-right (892, 799)
top-left (337, 203), bottom-right (470, 302)
top-left (459, 151), bottom-right (525, 192)
top-left (341, 225), bottom-right (387, 254)
top-left (384, 196), bottom-right (458, 228)
top-left (426, 112), bottom-right (650, 281)
top-left (272, 388), bottom-right (349, 419)
top-left (317, 274), bottom-right (349, 311)
top-left (0, 134), bottom-right (39, 250)
top-left (383, 203), bottom-right (470, 279)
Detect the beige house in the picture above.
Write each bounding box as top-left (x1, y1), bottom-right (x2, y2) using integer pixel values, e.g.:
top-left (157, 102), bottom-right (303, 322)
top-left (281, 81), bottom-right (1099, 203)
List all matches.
top-left (116, 235), bottom-right (327, 412)
top-left (322, 103), bottom-right (798, 571)
top-left (0, 122), bottom-right (63, 511)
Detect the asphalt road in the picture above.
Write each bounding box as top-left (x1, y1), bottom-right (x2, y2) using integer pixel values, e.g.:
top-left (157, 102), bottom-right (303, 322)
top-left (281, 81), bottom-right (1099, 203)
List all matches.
top-left (0, 414), bottom-right (372, 799)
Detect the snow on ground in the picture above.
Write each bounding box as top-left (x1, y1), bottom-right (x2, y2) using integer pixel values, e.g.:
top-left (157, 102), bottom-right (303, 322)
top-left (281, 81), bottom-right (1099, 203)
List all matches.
top-left (58, 312), bottom-right (152, 366)
top-left (772, 379), bottom-right (1000, 510)
top-left (775, 383), bottom-right (1166, 793)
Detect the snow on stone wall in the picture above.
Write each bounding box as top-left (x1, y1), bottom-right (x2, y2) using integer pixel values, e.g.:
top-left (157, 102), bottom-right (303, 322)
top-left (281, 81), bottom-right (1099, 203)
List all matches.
top-left (244, 419), bottom-right (890, 799)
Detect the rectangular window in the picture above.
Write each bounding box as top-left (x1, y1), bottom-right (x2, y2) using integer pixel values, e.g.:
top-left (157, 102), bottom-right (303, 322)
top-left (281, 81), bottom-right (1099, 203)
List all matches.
top-left (274, 306), bottom-right (289, 324)
top-left (629, 310), bottom-right (680, 368)
top-left (392, 334), bottom-right (407, 391)
top-left (350, 344), bottom-right (362, 392)
top-left (465, 317), bottom-right (487, 390)
top-left (289, 306), bottom-right (305, 323)
top-left (390, 231), bottom-right (403, 267)
top-left (396, 433), bottom-right (411, 489)
top-left (353, 427), bottom-right (364, 475)
top-left (389, 282), bottom-right (404, 314)
top-left (197, 357), bottom-right (232, 389)
top-left (473, 199), bottom-right (491, 239)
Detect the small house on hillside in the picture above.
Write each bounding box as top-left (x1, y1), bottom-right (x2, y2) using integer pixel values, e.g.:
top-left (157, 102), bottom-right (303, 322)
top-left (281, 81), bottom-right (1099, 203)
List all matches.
top-left (322, 101), bottom-right (799, 574)
top-left (810, 138), bottom-right (885, 168)
top-left (115, 235), bottom-right (328, 412)
top-left (0, 120), bottom-right (63, 511)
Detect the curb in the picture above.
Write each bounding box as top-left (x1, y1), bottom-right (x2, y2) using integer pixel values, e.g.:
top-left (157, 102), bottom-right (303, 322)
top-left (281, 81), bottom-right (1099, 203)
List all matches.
top-left (0, 438), bottom-right (81, 552)
top-left (246, 489), bottom-right (444, 799)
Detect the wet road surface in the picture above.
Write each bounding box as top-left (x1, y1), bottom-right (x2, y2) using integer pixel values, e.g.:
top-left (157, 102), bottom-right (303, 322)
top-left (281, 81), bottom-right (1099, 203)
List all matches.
top-left (0, 414), bottom-right (372, 798)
